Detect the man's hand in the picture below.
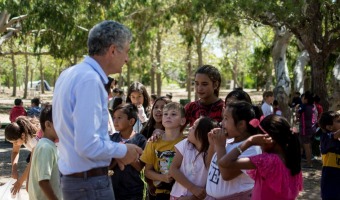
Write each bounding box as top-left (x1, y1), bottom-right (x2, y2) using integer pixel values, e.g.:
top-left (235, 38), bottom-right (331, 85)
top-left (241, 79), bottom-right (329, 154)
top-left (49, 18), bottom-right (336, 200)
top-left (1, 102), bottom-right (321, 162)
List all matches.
top-left (116, 143), bottom-right (143, 170)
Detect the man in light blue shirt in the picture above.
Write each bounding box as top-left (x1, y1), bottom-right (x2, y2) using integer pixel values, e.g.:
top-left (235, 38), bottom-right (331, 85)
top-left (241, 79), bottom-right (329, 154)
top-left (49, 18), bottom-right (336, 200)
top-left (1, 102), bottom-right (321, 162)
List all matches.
top-left (52, 20), bottom-right (142, 200)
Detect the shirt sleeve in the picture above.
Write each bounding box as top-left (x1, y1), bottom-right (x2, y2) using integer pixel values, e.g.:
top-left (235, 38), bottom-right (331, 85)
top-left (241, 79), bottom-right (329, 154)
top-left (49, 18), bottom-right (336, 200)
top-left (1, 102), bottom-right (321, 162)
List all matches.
top-left (140, 142), bottom-right (154, 165)
top-left (247, 153), bottom-right (276, 180)
top-left (36, 144), bottom-right (55, 181)
top-left (175, 139), bottom-right (187, 155)
top-left (73, 80), bottom-right (127, 160)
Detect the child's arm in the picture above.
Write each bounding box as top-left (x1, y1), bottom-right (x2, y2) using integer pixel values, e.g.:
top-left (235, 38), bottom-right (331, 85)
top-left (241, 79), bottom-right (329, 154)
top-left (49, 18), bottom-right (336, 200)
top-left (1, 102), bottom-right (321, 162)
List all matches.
top-left (130, 159), bottom-right (145, 171)
top-left (205, 144), bottom-right (215, 168)
top-left (11, 143), bottom-right (21, 179)
top-left (11, 161), bottom-right (31, 195)
top-left (170, 148), bottom-right (206, 199)
top-left (39, 180), bottom-right (58, 200)
top-left (144, 163), bottom-right (173, 183)
top-left (218, 134), bottom-right (271, 170)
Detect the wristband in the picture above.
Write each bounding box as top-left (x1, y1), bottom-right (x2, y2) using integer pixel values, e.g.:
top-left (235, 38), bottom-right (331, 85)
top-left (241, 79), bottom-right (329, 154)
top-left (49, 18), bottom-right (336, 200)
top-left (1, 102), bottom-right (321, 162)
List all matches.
top-left (236, 146), bottom-right (243, 154)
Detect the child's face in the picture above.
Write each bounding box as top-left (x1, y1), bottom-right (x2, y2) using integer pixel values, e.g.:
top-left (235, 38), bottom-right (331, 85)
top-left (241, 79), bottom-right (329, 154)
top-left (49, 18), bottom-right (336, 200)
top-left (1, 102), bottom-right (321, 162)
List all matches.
top-left (130, 91), bottom-right (144, 107)
top-left (153, 100), bottom-right (166, 123)
top-left (331, 117), bottom-right (340, 132)
top-left (8, 137), bottom-right (24, 146)
top-left (194, 73), bottom-right (217, 100)
top-left (222, 107), bottom-right (241, 138)
top-left (265, 96), bottom-right (274, 104)
top-left (162, 108), bottom-right (185, 129)
top-left (188, 118), bottom-right (200, 146)
top-left (113, 109), bottom-right (133, 131)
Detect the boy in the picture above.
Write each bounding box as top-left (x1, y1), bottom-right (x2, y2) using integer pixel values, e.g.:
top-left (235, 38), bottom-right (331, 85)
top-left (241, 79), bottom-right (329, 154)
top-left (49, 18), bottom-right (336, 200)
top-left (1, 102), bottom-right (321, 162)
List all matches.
top-left (319, 111), bottom-right (340, 200)
top-left (27, 98), bottom-right (41, 118)
top-left (140, 102), bottom-right (186, 200)
top-left (28, 105), bottom-right (61, 200)
top-left (261, 91), bottom-right (274, 116)
top-left (9, 98), bottom-right (27, 123)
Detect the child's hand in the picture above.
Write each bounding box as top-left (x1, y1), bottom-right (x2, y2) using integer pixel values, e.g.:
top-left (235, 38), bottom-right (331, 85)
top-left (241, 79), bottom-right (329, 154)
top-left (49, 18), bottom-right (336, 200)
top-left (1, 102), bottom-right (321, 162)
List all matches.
top-left (333, 129), bottom-right (340, 140)
top-left (208, 128), bottom-right (226, 147)
top-left (162, 173), bottom-right (173, 183)
top-left (137, 106), bottom-right (148, 123)
top-left (189, 186), bottom-right (206, 200)
top-left (11, 180), bottom-right (23, 195)
top-left (148, 129), bottom-right (164, 142)
top-left (248, 134), bottom-right (273, 146)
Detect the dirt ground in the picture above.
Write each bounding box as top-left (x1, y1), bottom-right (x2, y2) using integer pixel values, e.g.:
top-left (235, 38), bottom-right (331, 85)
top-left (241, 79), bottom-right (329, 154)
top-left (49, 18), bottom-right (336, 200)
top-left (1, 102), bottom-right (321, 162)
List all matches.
top-left (0, 86), bottom-right (322, 199)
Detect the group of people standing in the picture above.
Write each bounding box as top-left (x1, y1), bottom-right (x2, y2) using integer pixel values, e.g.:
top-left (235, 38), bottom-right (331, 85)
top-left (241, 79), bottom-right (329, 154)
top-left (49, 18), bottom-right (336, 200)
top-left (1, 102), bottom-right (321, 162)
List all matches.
top-left (3, 20), bottom-right (340, 200)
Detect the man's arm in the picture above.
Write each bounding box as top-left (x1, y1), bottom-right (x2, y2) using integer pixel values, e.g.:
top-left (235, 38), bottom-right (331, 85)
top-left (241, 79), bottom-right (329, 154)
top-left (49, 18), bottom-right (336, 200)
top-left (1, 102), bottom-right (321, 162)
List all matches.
top-left (39, 180), bottom-right (58, 200)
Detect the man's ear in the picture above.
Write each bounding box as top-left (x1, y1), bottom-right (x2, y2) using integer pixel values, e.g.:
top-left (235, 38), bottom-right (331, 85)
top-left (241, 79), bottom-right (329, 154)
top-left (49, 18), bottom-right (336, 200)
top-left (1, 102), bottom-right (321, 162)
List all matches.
top-left (109, 44), bottom-right (117, 55)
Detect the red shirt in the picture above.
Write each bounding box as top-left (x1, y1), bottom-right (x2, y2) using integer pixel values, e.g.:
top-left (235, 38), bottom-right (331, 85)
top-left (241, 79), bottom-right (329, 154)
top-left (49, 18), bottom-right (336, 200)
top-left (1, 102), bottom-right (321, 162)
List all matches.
top-left (9, 106), bottom-right (27, 123)
top-left (184, 99), bottom-right (224, 126)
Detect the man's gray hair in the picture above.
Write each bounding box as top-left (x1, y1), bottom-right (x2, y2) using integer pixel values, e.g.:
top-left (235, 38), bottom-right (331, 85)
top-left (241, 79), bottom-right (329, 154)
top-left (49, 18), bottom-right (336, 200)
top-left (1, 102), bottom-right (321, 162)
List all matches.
top-left (87, 20), bottom-right (132, 56)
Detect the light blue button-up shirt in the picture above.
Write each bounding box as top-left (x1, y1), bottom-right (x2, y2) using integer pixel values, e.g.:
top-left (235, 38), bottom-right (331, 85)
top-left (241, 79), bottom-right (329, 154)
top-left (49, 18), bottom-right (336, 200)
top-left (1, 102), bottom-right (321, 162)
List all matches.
top-left (52, 56), bottom-right (127, 175)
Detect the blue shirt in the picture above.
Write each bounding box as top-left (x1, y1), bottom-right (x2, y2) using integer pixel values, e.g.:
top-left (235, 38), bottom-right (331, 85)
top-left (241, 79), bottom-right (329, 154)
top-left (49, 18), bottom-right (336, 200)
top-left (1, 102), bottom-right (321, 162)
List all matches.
top-left (52, 56), bottom-right (127, 175)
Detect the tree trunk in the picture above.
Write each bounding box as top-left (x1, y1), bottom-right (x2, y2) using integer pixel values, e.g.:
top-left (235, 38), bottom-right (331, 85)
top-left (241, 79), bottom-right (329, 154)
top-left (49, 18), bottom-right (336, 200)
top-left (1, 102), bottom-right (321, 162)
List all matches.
top-left (126, 61), bottom-right (131, 87)
top-left (271, 27), bottom-right (292, 120)
top-left (23, 47), bottom-right (29, 99)
top-left (150, 42), bottom-right (155, 94)
top-left (39, 59), bottom-right (45, 94)
top-left (293, 50), bottom-right (309, 94)
top-left (156, 30), bottom-right (162, 97)
top-left (186, 44), bottom-right (192, 101)
top-left (196, 35), bottom-right (203, 68)
top-left (11, 51), bottom-right (17, 97)
top-left (310, 54), bottom-right (329, 111)
top-left (328, 56), bottom-right (340, 111)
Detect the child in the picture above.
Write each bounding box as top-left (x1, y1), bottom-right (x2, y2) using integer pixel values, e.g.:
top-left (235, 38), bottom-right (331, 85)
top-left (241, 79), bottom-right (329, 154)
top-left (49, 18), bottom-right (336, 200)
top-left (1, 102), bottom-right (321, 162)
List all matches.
top-left (206, 101), bottom-right (262, 199)
top-left (273, 100), bottom-right (282, 116)
top-left (140, 102), bottom-right (186, 200)
top-left (9, 98), bottom-right (27, 123)
top-left (27, 98), bottom-right (41, 118)
top-left (140, 96), bottom-right (171, 199)
top-left (298, 91), bottom-right (317, 168)
top-left (110, 104), bottom-right (147, 200)
top-left (219, 115), bottom-right (303, 200)
top-left (185, 65), bottom-right (224, 126)
top-left (261, 91), bottom-right (274, 116)
top-left (126, 81), bottom-right (150, 133)
top-left (4, 116), bottom-right (40, 195)
top-left (224, 89), bottom-right (252, 106)
top-left (318, 111), bottom-right (340, 200)
top-left (169, 117), bottom-right (217, 199)
top-left (28, 105), bottom-right (61, 200)
top-left (140, 96), bottom-right (172, 140)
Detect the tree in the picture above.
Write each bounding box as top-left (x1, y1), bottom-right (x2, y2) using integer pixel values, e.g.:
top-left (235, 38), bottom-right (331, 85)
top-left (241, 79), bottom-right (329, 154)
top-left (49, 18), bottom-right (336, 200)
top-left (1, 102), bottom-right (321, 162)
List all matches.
top-left (230, 0), bottom-right (340, 110)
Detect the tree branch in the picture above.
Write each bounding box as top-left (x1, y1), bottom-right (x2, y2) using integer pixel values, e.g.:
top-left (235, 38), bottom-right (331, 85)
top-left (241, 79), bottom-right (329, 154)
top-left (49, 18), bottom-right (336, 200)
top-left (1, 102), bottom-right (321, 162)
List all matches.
top-left (0, 14), bottom-right (28, 34)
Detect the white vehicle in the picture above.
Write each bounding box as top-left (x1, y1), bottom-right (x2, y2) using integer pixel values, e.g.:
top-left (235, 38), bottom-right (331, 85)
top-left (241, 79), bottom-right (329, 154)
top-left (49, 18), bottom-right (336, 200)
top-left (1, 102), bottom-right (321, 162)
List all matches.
top-left (27, 80), bottom-right (51, 91)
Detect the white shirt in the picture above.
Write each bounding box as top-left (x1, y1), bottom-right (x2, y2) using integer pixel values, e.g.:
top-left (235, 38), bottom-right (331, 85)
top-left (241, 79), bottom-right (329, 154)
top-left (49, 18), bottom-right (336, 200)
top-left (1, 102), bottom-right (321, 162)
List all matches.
top-left (206, 141), bottom-right (262, 198)
top-left (261, 102), bottom-right (273, 117)
top-left (170, 139), bottom-right (208, 197)
top-left (52, 56), bottom-right (127, 175)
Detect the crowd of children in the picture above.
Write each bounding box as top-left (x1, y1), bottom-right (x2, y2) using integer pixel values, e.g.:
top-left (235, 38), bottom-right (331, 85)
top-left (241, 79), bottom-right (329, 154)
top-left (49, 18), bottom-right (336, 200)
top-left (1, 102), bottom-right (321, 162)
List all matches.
top-left (3, 64), bottom-right (340, 200)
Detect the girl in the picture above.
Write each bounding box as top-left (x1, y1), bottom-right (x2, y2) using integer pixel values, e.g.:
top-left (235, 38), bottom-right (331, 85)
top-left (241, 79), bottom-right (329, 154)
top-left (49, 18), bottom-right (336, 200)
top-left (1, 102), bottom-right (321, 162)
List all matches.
top-left (140, 96), bottom-right (171, 140)
top-left (110, 103), bottom-right (147, 200)
top-left (4, 116), bottom-right (40, 195)
top-left (185, 65), bottom-right (224, 126)
top-left (169, 117), bottom-right (217, 199)
top-left (218, 115), bottom-right (303, 200)
top-left (206, 101), bottom-right (262, 199)
top-left (126, 81), bottom-right (150, 133)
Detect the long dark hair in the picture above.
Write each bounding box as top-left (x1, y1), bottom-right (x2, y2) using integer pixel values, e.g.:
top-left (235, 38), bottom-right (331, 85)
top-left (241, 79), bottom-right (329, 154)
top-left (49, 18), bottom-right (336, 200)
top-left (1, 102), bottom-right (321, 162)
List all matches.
top-left (193, 117), bottom-right (218, 168)
top-left (140, 96), bottom-right (171, 139)
top-left (227, 101), bottom-right (260, 135)
top-left (5, 116), bottom-right (40, 143)
top-left (259, 115), bottom-right (301, 176)
top-left (126, 82), bottom-right (150, 112)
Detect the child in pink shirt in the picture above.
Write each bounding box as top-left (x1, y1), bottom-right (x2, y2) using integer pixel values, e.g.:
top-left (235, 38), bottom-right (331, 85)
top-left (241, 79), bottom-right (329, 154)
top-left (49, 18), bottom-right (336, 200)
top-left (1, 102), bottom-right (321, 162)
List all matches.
top-left (218, 115), bottom-right (303, 200)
